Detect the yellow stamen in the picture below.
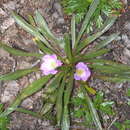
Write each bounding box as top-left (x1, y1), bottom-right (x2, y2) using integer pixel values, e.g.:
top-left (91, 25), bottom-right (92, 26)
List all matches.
top-left (32, 37), bottom-right (39, 42)
top-left (51, 62), bottom-right (57, 68)
top-left (76, 69), bottom-right (84, 76)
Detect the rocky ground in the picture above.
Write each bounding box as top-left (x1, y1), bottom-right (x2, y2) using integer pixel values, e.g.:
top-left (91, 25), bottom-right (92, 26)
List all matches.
top-left (0, 0), bottom-right (130, 130)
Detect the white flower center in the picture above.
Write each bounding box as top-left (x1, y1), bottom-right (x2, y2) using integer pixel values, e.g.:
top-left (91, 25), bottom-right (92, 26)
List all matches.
top-left (46, 60), bottom-right (57, 70)
top-left (76, 69), bottom-right (85, 76)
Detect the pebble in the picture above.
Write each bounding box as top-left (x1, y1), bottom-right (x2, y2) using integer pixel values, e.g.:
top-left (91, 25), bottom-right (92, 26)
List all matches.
top-left (121, 34), bottom-right (130, 45)
top-left (3, 1), bottom-right (17, 10)
top-left (54, 3), bottom-right (63, 16)
top-left (0, 8), bottom-right (7, 17)
top-left (0, 48), bottom-right (10, 57)
top-left (52, 12), bottom-right (59, 19)
top-left (1, 81), bottom-right (19, 103)
top-left (57, 18), bottom-right (65, 24)
top-left (125, 22), bottom-right (130, 31)
top-left (123, 47), bottom-right (130, 58)
top-left (0, 17), bottom-right (15, 33)
top-left (21, 98), bottom-right (34, 109)
top-left (16, 61), bottom-right (32, 69)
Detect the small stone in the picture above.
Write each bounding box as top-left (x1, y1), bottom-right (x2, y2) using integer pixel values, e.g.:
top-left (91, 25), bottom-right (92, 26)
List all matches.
top-left (0, 17), bottom-right (15, 33)
top-left (52, 12), bottom-right (59, 19)
top-left (3, 1), bottom-right (17, 10)
top-left (115, 83), bottom-right (123, 89)
top-left (123, 48), bottom-right (130, 57)
top-left (1, 81), bottom-right (19, 103)
top-left (17, 61), bottom-right (32, 69)
top-left (54, 3), bottom-right (63, 16)
top-left (21, 98), bottom-right (33, 109)
top-left (35, 72), bottom-right (41, 79)
top-left (57, 18), bottom-right (65, 24)
top-left (121, 34), bottom-right (130, 45)
top-left (0, 8), bottom-right (7, 17)
top-left (121, 0), bottom-right (127, 5)
top-left (0, 48), bottom-right (10, 57)
top-left (125, 22), bottom-right (130, 31)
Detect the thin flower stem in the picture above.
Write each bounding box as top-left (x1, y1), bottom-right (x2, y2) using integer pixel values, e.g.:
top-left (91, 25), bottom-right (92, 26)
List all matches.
top-left (16, 108), bottom-right (43, 119)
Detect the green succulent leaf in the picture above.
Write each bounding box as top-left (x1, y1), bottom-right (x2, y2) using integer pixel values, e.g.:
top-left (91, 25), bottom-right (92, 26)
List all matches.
top-left (75, 0), bottom-right (100, 47)
top-left (0, 67), bottom-right (38, 81)
top-left (0, 104), bottom-right (10, 130)
top-left (94, 33), bottom-right (120, 50)
top-left (82, 87), bottom-right (103, 130)
top-left (0, 116), bottom-right (9, 130)
top-left (95, 75), bottom-right (130, 83)
top-left (40, 103), bottom-right (54, 116)
top-left (27, 14), bottom-right (36, 26)
top-left (45, 72), bottom-right (64, 94)
top-left (61, 72), bottom-right (74, 130)
top-left (0, 43), bottom-right (43, 58)
top-left (77, 49), bottom-right (109, 62)
top-left (88, 59), bottom-right (130, 77)
top-left (56, 75), bottom-right (66, 126)
top-left (64, 34), bottom-right (72, 61)
top-left (40, 72), bottom-right (64, 118)
top-left (76, 16), bottom-right (117, 53)
top-left (40, 90), bottom-right (58, 116)
top-left (34, 10), bottom-right (53, 37)
top-left (12, 12), bottom-right (52, 49)
top-left (127, 88), bottom-right (130, 97)
top-left (87, 59), bottom-right (130, 71)
top-left (33, 38), bottom-right (54, 54)
top-left (0, 75), bottom-right (53, 117)
top-left (34, 10), bottom-right (64, 49)
top-left (16, 107), bottom-right (42, 119)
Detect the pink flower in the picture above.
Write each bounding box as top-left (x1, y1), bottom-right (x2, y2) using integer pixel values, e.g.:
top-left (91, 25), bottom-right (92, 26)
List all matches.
top-left (74, 62), bottom-right (91, 81)
top-left (40, 54), bottom-right (62, 75)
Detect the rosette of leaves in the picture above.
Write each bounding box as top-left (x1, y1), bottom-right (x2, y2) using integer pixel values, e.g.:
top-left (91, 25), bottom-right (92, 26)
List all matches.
top-left (61, 0), bottom-right (122, 32)
top-left (0, 0), bottom-right (130, 129)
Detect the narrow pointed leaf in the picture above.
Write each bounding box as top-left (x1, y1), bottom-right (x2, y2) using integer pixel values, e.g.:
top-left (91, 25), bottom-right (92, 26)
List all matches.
top-left (40, 103), bottom-right (54, 116)
top-left (62, 73), bottom-right (73, 130)
top-left (95, 75), bottom-right (130, 83)
top-left (27, 15), bottom-right (36, 26)
top-left (89, 63), bottom-right (130, 76)
top-left (19, 75), bottom-right (53, 99)
top-left (33, 38), bottom-right (54, 54)
top-left (16, 108), bottom-right (42, 118)
top-left (12, 12), bottom-right (52, 48)
top-left (85, 85), bottom-right (96, 95)
top-left (75, 0), bottom-right (100, 47)
top-left (87, 59), bottom-right (130, 75)
top-left (34, 10), bottom-right (53, 37)
top-left (41, 86), bottom-right (59, 116)
top-left (87, 59), bottom-right (130, 71)
top-left (64, 34), bottom-right (72, 61)
top-left (0, 67), bottom-right (38, 81)
top-left (94, 33), bottom-right (120, 50)
top-left (0, 43), bottom-right (42, 58)
top-left (34, 10), bottom-right (64, 49)
top-left (82, 87), bottom-right (103, 130)
top-left (76, 17), bottom-right (117, 53)
top-left (71, 15), bottom-right (76, 48)
top-left (76, 49), bottom-right (109, 62)
top-left (45, 72), bottom-right (64, 94)
top-left (40, 91), bottom-right (58, 116)
top-left (0, 75), bottom-right (53, 117)
top-left (56, 75), bottom-right (66, 126)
